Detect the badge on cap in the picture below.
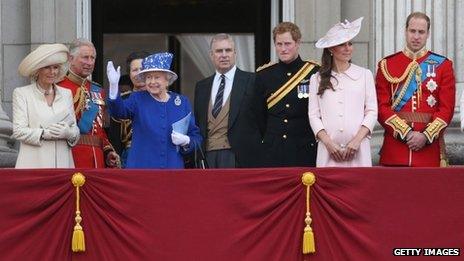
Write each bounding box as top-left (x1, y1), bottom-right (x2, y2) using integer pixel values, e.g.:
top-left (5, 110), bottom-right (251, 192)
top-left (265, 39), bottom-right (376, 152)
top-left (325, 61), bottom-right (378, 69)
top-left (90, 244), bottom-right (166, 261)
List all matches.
top-left (174, 95), bottom-right (181, 106)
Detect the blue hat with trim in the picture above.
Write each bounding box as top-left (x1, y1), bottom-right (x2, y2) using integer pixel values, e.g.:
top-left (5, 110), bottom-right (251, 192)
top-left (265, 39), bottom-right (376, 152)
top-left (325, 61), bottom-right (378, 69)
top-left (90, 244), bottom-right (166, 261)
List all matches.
top-left (137, 52), bottom-right (178, 85)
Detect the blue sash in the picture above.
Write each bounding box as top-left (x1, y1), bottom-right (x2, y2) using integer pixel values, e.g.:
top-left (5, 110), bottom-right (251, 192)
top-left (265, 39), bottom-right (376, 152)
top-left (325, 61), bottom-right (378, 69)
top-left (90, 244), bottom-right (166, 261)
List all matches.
top-left (393, 53), bottom-right (446, 111)
top-left (78, 83), bottom-right (101, 134)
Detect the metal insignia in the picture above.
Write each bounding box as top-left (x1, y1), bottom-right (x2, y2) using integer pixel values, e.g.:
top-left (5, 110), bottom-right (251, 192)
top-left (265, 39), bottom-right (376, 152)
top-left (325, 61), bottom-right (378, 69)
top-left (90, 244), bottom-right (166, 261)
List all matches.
top-left (174, 95), bottom-right (181, 106)
top-left (426, 79), bottom-right (438, 93)
top-left (426, 95), bottom-right (437, 107)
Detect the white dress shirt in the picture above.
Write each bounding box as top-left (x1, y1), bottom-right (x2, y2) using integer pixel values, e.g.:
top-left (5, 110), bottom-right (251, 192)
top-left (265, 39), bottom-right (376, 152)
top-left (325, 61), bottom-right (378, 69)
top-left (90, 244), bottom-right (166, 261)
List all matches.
top-left (210, 66), bottom-right (237, 106)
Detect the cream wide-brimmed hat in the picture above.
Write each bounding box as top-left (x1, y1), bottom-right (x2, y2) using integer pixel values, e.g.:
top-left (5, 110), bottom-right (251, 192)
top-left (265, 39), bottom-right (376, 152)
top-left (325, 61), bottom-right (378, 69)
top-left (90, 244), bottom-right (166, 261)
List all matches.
top-left (315, 17), bottom-right (363, 49)
top-left (137, 52), bottom-right (178, 85)
top-left (18, 43), bottom-right (69, 77)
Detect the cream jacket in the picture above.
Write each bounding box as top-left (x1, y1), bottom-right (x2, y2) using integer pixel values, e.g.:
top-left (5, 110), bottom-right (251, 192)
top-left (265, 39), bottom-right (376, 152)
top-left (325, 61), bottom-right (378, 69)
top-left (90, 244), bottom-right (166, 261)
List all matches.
top-left (12, 83), bottom-right (80, 168)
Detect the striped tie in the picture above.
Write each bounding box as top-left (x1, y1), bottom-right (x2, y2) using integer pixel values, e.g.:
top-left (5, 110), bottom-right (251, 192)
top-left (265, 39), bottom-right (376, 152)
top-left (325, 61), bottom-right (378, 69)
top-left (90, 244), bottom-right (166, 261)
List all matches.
top-left (212, 74), bottom-right (225, 118)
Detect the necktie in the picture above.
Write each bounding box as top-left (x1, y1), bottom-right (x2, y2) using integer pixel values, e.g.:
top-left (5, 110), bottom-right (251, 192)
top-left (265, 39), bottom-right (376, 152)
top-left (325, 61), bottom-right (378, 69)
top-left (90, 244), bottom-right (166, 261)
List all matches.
top-left (212, 74), bottom-right (225, 118)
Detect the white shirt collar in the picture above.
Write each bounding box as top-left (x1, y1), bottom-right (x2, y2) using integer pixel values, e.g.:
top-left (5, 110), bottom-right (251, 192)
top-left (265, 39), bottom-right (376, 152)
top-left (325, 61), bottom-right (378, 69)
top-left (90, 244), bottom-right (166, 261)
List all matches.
top-left (215, 65), bottom-right (237, 81)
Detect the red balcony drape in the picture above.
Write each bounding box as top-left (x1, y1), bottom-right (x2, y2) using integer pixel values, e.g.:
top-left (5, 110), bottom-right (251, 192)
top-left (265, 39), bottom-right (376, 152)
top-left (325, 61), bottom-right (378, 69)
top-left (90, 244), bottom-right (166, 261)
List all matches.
top-left (0, 167), bottom-right (463, 261)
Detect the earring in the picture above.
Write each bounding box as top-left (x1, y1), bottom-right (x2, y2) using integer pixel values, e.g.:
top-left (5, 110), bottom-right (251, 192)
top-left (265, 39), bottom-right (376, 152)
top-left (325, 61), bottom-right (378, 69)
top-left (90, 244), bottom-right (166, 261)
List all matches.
top-left (330, 52), bottom-right (333, 56)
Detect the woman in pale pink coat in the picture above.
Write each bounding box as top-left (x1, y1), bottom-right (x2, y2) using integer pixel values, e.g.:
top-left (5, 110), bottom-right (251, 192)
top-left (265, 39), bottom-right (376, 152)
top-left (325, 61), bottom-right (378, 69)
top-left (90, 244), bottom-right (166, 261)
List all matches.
top-left (308, 17), bottom-right (377, 167)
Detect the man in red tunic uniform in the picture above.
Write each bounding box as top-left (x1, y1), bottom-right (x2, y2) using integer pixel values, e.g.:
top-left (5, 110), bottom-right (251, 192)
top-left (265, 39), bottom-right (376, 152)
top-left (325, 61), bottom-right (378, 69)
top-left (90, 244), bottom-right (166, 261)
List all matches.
top-left (376, 12), bottom-right (455, 167)
top-left (59, 38), bottom-right (119, 168)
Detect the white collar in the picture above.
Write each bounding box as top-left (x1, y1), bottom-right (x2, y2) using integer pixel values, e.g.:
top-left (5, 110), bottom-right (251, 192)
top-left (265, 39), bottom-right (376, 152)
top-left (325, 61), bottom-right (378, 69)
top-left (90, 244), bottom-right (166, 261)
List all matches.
top-left (215, 65), bottom-right (237, 81)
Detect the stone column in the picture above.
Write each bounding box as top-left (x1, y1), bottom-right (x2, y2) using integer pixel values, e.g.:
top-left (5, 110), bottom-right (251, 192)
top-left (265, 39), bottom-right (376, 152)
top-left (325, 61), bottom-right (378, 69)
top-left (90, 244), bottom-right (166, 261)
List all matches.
top-left (0, 106), bottom-right (17, 167)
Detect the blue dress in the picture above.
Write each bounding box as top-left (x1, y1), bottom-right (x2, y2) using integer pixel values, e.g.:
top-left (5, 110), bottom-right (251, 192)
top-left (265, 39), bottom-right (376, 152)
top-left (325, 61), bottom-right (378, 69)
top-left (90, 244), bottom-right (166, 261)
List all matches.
top-left (108, 91), bottom-right (202, 169)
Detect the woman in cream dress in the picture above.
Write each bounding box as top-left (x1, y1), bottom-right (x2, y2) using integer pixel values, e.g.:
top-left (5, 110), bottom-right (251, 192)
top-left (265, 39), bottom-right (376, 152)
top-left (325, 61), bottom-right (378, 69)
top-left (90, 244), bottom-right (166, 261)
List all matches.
top-left (308, 17), bottom-right (378, 167)
top-left (12, 44), bottom-right (80, 168)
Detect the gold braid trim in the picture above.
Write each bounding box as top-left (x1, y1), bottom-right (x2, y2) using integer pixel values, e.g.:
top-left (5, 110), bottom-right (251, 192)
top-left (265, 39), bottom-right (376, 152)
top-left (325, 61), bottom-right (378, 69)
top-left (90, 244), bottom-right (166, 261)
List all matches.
top-left (73, 81), bottom-right (89, 116)
top-left (380, 59), bottom-right (418, 84)
top-left (380, 59), bottom-right (422, 110)
top-left (385, 114), bottom-right (412, 140)
top-left (266, 63), bottom-right (315, 109)
top-left (423, 117), bottom-right (447, 143)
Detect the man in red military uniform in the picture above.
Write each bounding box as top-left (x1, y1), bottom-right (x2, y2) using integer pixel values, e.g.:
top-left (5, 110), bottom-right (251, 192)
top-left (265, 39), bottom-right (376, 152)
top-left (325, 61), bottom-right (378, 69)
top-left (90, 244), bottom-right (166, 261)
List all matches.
top-left (376, 12), bottom-right (455, 167)
top-left (59, 38), bottom-right (119, 168)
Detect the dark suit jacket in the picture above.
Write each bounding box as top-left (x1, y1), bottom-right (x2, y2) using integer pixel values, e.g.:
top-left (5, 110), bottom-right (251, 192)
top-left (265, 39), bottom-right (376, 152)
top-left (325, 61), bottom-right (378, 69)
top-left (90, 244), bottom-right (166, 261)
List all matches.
top-left (194, 68), bottom-right (262, 167)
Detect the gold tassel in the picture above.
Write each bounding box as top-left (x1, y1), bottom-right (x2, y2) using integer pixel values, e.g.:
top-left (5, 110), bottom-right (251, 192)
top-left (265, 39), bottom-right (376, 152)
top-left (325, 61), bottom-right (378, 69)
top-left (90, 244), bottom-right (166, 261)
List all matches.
top-left (71, 172), bottom-right (86, 252)
top-left (302, 172), bottom-right (316, 254)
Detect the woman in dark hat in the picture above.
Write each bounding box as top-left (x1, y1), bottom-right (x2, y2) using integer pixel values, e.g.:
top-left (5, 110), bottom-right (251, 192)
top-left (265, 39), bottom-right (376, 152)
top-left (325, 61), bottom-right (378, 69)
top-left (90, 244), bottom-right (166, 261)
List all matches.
top-left (107, 52), bottom-right (202, 169)
top-left (13, 43), bottom-right (80, 168)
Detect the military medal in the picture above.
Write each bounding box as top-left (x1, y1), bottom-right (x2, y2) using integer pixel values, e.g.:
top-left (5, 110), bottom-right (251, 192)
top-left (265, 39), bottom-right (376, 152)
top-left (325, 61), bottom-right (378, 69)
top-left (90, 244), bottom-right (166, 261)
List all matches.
top-left (426, 79), bottom-right (438, 92)
top-left (174, 95), bottom-right (181, 106)
top-left (91, 91), bottom-right (105, 105)
top-left (426, 60), bottom-right (437, 78)
top-left (297, 80), bottom-right (309, 99)
top-left (426, 95), bottom-right (437, 107)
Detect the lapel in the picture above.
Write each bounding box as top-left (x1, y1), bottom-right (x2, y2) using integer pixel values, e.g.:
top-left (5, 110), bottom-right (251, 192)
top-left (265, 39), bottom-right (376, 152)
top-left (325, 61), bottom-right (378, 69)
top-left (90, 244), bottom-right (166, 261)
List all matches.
top-left (228, 68), bottom-right (247, 129)
top-left (198, 75), bottom-right (214, 137)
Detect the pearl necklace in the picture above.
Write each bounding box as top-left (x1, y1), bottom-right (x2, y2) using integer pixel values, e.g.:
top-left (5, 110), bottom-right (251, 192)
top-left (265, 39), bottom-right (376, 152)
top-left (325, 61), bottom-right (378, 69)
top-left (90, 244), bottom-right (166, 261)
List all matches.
top-left (36, 83), bottom-right (54, 96)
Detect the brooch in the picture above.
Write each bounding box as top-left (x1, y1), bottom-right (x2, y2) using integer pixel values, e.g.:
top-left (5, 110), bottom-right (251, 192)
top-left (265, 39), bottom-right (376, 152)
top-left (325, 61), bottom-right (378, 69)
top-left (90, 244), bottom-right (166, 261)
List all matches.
top-left (426, 79), bottom-right (438, 93)
top-left (426, 95), bottom-right (437, 107)
top-left (174, 95), bottom-right (181, 106)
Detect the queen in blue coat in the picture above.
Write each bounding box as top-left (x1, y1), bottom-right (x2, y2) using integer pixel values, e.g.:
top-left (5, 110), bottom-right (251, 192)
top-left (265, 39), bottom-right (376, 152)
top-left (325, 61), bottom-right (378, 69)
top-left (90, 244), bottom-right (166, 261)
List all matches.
top-left (107, 52), bottom-right (201, 169)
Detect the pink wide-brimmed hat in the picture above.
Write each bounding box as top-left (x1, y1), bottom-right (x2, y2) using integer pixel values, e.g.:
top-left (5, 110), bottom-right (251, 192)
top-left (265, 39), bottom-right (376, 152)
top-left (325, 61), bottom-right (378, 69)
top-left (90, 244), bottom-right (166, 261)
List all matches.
top-left (315, 17), bottom-right (363, 49)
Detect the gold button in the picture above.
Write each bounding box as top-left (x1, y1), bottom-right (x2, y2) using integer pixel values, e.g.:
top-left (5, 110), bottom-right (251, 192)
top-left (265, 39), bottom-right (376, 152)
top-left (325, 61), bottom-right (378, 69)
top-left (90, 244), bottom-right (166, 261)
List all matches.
top-left (283, 134), bottom-right (287, 139)
top-left (285, 104), bottom-right (290, 108)
top-left (287, 72), bottom-right (291, 76)
top-left (284, 119), bottom-right (288, 123)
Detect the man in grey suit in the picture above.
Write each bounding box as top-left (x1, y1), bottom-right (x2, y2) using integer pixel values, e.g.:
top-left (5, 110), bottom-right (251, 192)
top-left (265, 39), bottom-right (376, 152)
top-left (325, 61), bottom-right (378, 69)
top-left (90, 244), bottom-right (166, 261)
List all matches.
top-left (194, 34), bottom-right (262, 168)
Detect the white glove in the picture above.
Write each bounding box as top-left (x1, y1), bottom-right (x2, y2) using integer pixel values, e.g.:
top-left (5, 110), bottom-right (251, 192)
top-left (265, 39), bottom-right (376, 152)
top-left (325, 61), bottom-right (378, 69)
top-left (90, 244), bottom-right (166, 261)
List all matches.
top-left (41, 128), bottom-right (55, 140)
top-left (171, 131), bottom-right (190, 146)
top-left (106, 61), bottom-right (121, 99)
top-left (48, 122), bottom-right (72, 139)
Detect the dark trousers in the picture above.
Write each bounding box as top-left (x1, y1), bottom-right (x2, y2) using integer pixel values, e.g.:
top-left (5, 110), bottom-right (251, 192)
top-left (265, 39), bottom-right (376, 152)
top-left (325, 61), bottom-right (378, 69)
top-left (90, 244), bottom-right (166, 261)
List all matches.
top-left (206, 149), bottom-right (236, 168)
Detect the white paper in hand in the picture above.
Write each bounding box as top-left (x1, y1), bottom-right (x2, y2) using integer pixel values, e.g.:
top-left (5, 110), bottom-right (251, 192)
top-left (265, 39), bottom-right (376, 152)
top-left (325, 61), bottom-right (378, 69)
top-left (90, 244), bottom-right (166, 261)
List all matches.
top-left (172, 112), bottom-right (191, 135)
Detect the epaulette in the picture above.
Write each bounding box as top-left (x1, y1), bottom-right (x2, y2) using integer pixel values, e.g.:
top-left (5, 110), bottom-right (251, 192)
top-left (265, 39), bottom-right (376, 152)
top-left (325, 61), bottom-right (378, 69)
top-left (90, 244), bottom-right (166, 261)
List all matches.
top-left (305, 60), bottom-right (320, 66)
top-left (383, 51), bottom-right (402, 60)
top-left (429, 51), bottom-right (447, 60)
top-left (256, 61), bottom-right (277, 72)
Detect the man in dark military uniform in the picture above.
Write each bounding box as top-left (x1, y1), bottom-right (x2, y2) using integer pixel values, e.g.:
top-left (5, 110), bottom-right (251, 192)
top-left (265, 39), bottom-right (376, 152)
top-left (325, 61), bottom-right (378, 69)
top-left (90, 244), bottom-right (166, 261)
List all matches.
top-left (255, 22), bottom-right (319, 167)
